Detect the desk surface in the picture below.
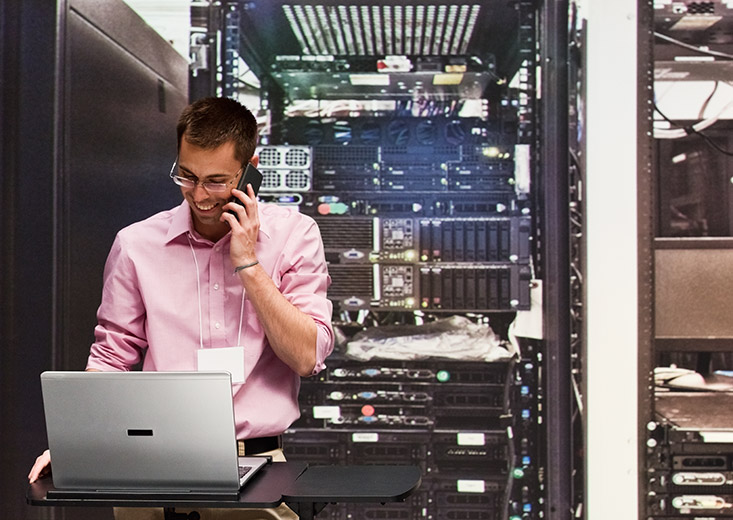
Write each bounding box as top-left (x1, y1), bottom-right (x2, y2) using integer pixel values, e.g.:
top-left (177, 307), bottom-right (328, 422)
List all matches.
top-left (283, 465), bottom-right (421, 503)
top-left (27, 461), bottom-right (307, 509)
top-left (27, 462), bottom-right (422, 510)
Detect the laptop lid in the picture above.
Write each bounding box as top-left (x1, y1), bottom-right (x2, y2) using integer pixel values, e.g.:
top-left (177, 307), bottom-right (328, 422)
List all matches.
top-left (40, 371), bottom-right (266, 498)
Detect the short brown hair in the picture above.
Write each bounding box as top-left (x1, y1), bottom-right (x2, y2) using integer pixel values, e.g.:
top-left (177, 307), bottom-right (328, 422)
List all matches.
top-left (176, 97), bottom-right (258, 164)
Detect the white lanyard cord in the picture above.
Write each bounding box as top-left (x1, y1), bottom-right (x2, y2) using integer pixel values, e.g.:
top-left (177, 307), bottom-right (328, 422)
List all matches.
top-left (188, 234), bottom-right (246, 349)
top-left (187, 235), bottom-right (205, 350)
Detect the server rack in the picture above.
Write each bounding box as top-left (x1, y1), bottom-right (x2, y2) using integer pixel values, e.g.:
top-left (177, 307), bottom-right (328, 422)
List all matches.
top-left (192, 1), bottom-right (564, 517)
top-left (647, 2), bottom-right (733, 519)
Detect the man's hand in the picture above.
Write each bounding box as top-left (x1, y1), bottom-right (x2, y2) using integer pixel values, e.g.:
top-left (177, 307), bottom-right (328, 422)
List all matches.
top-left (223, 186), bottom-right (319, 376)
top-left (28, 449), bottom-right (51, 483)
top-left (222, 184), bottom-right (260, 268)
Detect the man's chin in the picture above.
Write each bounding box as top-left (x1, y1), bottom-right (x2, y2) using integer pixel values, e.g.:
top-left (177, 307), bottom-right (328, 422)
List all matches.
top-left (195, 213), bottom-right (223, 228)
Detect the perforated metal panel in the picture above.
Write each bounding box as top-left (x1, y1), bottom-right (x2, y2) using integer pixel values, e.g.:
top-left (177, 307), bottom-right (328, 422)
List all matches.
top-left (255, 145), bottom-right (312, 192)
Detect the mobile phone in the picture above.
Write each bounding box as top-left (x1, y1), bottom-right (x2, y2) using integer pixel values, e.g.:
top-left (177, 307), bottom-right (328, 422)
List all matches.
top-left (231, 163), bottom-right (263, 205)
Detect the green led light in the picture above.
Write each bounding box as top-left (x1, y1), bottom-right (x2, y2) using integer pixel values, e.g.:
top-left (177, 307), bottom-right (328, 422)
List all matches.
top-left (331, 202), bottom-right (349, 215)
top-left (436, 370), bottom-right (450, 383)
top-left (513, 468), bottom-right (525, 479)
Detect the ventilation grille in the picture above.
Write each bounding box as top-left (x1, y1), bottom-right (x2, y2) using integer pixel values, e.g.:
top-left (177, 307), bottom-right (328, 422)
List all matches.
top-left (316, 217), bottom-right (374, 251)
top-left (282, 4), bottom-right (481, 56)
top-left (256, 145), bottom-right (312, 192)
top-left (257, 145), bottom-right (312, 168)
top-left (285, 170), bottom-right (311, 189)
top-left (327, 264), bottom-right (374, 298)
top-left (685, 2), bottom-right (715, 15)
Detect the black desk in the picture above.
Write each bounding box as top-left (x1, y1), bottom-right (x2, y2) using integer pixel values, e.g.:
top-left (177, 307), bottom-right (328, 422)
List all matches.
top-left (27, 462), bottom-right (422, 520)
top-left (282, 465), bottom-right (421, 520)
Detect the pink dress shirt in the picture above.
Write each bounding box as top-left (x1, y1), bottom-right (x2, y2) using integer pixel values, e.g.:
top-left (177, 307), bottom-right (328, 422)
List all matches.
top-left (87, 200), bottom-right (334, 439)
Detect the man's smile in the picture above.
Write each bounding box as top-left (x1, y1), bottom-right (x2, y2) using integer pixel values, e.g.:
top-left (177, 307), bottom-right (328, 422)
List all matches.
top-left (193, 201), bottom-right (218, 212)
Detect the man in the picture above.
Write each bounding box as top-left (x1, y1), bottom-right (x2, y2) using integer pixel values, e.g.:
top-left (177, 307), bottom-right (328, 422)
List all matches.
top-left (28, 97), bottom-right (335, 519)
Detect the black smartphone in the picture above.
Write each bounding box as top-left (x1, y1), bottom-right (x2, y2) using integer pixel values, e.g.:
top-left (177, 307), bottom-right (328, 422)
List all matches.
top-left (231, 163), bottom-right (263, 204)
top-left (228, 163), bottom-right (263, 217)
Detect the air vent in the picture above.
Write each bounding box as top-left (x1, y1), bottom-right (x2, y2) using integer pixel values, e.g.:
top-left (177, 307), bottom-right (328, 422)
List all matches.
top-left (686, 2), bottom-right (715, 15)
top-left (316, 217), bottom-right (374, 251)
top-left (327, 264), bottom-right (374, 299)
top-left (445, 119), bottom-right (466, 145)
top-left (314, 145), bottom-right (379, 165)
top-left (285, 148), bottom-right (310, 167)
top-left (282, 4), bottom-right (481, 56)
top-left (387, 120), bottom-right (410, 146)
top-left (255, 145), bottom-right (312, 192)
top-left (285, 170), bottom-right (310, 189)
top-left (304, 121), bottom-right (325, 145)
top-left (262, 170), bottom-right (281, 189)
top-left (257, 145), bottom-right (312, 168)
top-left (415, 120), bottom-right (437, 145)
top-left (259, 147), bottom-right (282, 167)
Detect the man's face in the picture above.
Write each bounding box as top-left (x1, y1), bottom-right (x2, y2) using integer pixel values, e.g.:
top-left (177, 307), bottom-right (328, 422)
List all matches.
top-left (177, 138), bottom-right (242, 240)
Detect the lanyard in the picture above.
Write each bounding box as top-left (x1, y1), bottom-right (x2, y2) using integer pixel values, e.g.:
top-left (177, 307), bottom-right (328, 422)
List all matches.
top-left (187, 234), bottom-right (245, 349)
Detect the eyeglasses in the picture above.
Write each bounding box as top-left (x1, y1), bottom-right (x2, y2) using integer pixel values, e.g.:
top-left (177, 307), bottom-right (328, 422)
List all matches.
top-left (169, 160), bottom-right (242, 193)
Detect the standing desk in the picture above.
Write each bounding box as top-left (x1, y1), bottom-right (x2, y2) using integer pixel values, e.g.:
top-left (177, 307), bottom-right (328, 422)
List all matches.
top-left (27, 462), bottom-right (422, 520)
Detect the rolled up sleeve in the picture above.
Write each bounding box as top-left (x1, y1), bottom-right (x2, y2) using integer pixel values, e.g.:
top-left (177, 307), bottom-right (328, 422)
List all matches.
top-left (86, 234), bottom-right (148, 371)
top-left (277, 217), bottom-right (334, 375)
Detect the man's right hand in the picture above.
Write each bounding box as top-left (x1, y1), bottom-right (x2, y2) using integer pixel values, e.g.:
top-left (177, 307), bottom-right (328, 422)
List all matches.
top-left (28, 449), bottom-right (51, 483)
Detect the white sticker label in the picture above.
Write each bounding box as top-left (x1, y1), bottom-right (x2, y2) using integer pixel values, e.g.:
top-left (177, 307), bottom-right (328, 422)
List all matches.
top-left (457, 433), bottom-right (486, 446)
top-left (312, 406), bottom-right (341, 419)
top-left (701, 431), bottom-right (733, 443)
top-left (457, 480), bottom-right (486, 493)
top-left (352, 432), bottom-right (380, 443)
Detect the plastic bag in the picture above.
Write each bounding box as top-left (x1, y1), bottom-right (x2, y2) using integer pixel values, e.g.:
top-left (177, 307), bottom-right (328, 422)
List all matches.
top-left (345, 315), bottom-right (515, 362)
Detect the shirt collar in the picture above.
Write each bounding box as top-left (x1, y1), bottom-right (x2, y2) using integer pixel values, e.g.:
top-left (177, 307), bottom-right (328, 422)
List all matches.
top-left (164, 200), bottom-right (272, 244)
top-left (165, 200), bottom-right (199, 244)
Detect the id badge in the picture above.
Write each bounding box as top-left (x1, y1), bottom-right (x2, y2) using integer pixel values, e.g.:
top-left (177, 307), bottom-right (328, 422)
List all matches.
top-left (197, 346), bottom-right (246, 384)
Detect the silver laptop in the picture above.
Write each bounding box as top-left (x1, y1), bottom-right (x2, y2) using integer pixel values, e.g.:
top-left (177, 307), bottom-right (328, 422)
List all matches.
top-left (40, 371), bottom-right (267, 499)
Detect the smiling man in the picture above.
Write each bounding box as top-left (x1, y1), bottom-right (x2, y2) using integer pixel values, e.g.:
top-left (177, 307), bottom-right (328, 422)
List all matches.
top-left (175, 139), bottom-right (245, 239)
top-left (29, 97), bottom-right (335, 520)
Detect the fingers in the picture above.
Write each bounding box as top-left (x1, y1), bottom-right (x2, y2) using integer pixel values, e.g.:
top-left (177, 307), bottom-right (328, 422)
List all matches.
top-left (222, 187), bottom-right (259, 227)
top-left (225, 187), bottom-right (260, 268)
top-left (28, 450), bottom-right (51, 483)
top-left (230, 185), bottom-right (257, 207)
top-left (243, 182), bottom-right (257, 199)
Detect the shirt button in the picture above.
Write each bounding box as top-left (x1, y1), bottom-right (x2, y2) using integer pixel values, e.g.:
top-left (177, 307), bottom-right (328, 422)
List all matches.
top-left (213, 283), bottom-right (220, 290)
top-left (214, 322), bottom-right (221, 329)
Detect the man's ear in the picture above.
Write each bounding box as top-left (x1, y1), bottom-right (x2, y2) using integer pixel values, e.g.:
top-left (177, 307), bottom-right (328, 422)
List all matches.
top-left (250, 156), bottom-right (259, 168)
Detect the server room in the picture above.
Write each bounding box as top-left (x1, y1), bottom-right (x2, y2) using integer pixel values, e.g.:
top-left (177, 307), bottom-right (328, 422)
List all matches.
top-left (3, 1), bottom-right (733, 519)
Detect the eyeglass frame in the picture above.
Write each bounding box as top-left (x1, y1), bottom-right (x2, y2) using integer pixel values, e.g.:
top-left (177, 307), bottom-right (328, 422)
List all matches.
top-left (169, 158), bottom-right (243, 193)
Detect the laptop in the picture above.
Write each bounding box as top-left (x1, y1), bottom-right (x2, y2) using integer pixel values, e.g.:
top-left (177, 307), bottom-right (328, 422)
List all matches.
top-left (40, 371), bottom-right (268, 499)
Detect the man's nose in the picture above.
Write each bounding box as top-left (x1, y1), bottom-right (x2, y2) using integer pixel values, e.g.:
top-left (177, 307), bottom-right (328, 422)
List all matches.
top-left (191, 183), bottom-right (210, 200)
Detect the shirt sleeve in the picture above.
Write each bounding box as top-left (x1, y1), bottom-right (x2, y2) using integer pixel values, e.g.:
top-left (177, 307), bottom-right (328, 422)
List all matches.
top-left (277, 216), bottom-right (335, 375)
top-left (86, 233), bottom-right (148, 371)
